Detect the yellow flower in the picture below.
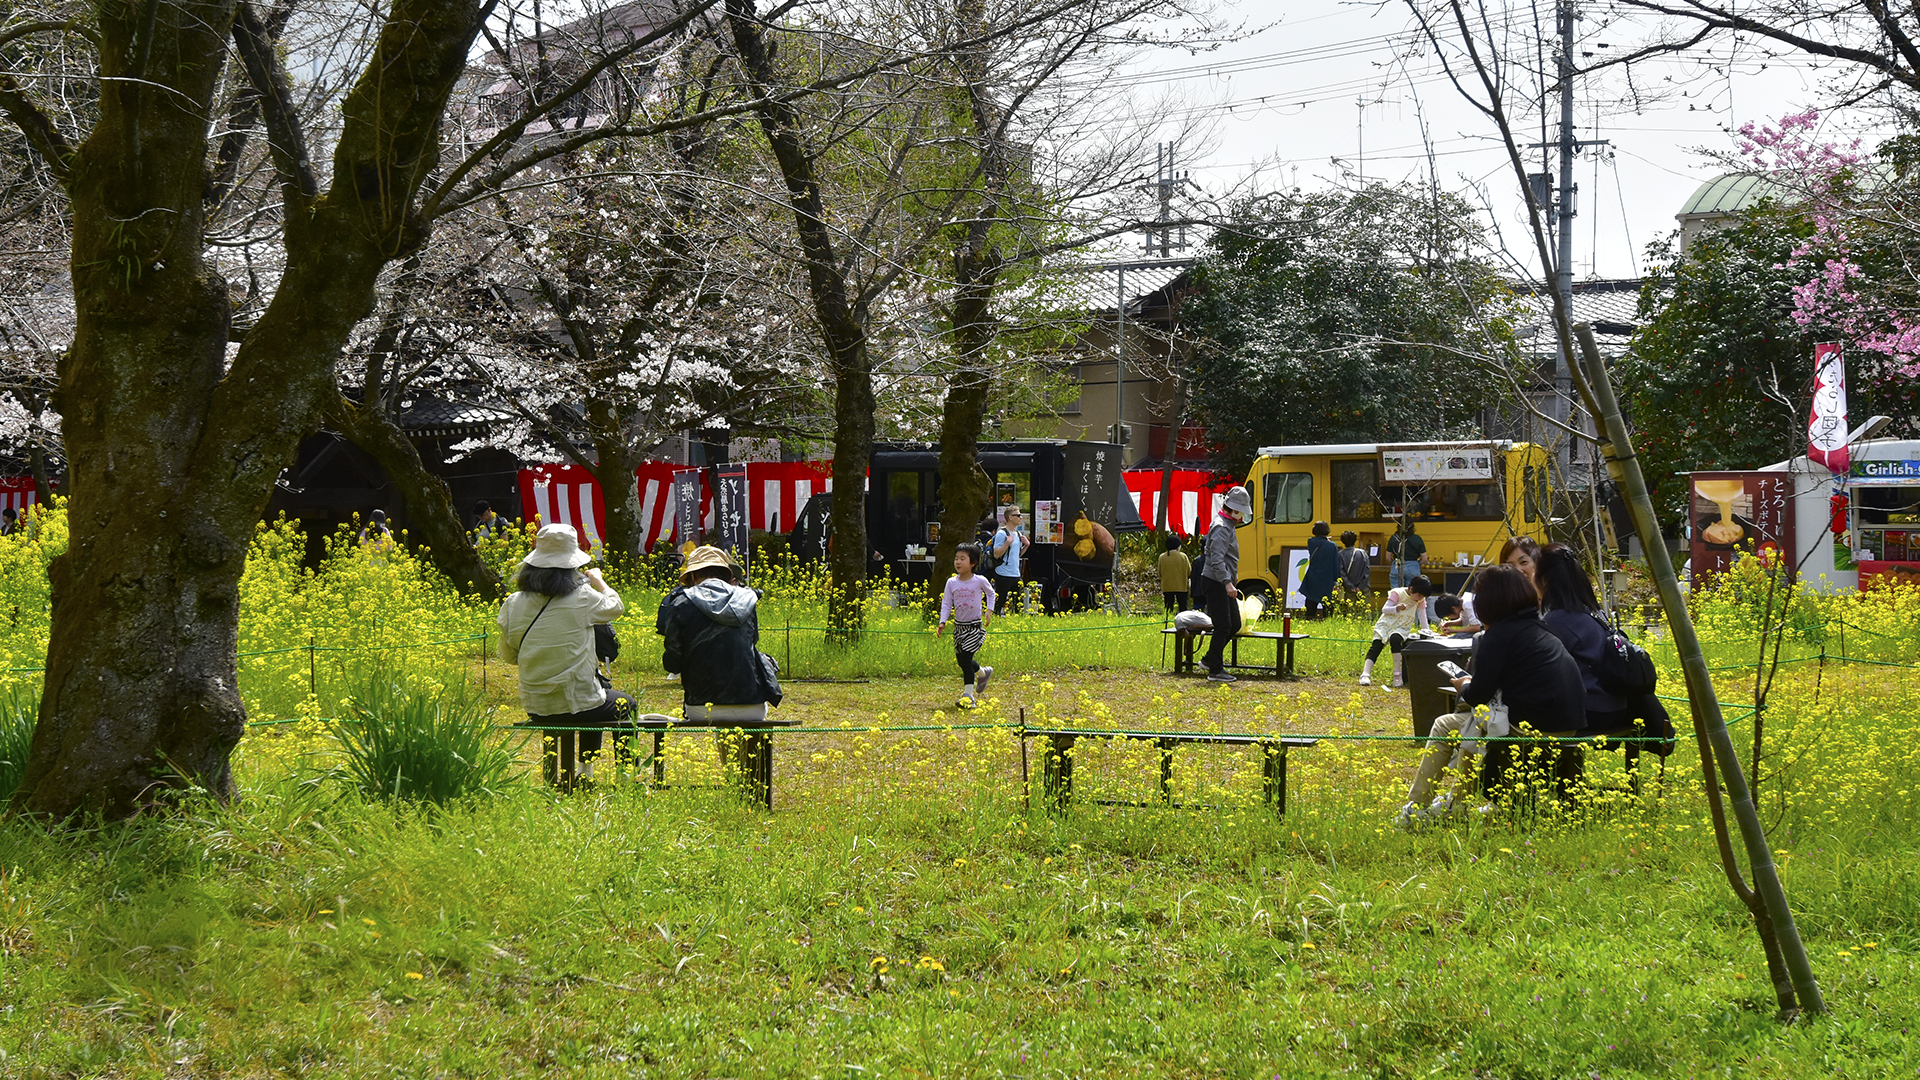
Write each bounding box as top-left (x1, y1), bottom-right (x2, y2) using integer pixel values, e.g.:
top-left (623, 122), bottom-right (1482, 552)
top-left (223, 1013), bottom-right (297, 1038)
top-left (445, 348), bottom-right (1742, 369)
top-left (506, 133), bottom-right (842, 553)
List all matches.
top-left (406, 972), bottom-right (424, 980)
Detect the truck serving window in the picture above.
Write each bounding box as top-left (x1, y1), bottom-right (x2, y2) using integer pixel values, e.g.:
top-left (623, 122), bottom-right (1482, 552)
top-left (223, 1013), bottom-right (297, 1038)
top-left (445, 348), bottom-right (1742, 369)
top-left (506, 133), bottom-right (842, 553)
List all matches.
top-left (1330, 459), bottom-right (1381, 521)
top-left (1264, 472), bottom-right (1312, 524)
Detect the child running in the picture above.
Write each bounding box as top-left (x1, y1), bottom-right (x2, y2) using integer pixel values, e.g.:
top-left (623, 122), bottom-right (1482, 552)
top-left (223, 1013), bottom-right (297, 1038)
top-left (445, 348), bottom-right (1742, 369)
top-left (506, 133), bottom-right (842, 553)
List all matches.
top-left (1360, 575), bottom-right (1434, 688)
top-left (937, 543), bottom-right (997, 707)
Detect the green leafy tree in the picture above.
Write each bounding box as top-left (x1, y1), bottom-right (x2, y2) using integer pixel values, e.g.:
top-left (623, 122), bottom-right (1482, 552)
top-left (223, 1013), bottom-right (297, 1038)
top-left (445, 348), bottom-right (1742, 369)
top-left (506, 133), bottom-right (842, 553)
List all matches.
top-left (1622, 209), bottom-right (1817, 526)
top-left (1183, 184), bottom-right (1516, 471)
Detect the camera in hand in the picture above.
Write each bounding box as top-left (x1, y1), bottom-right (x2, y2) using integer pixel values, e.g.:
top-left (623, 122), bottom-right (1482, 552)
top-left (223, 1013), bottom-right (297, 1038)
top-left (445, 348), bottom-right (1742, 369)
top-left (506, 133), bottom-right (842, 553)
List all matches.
top-left (1437, 660), bottom-right (1468, 680)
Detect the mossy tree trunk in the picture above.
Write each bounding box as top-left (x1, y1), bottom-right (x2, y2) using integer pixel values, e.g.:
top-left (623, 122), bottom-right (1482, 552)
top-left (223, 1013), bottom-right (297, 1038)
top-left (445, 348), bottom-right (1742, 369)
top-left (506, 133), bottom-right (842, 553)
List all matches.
top-left (3, 0), bottom-right (486, 820)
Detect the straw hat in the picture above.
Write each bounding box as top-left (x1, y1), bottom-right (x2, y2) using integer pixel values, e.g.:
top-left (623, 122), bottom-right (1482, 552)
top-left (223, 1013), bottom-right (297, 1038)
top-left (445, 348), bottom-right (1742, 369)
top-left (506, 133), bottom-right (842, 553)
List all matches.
top-left (522, 524), bottom-right (592, 568)
top-left (680, 545), bottom-right (735, 583)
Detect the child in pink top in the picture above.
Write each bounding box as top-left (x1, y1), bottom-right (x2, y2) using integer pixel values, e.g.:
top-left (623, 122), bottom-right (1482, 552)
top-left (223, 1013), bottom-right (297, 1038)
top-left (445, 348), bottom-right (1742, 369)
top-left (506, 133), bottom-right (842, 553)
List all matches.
top-left (937, 543), bottom-right (998, 706)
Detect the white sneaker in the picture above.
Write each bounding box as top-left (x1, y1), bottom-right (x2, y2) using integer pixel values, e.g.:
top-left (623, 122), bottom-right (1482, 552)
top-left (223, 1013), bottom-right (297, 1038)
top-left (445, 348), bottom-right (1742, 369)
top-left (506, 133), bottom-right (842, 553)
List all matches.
top-left (956, 693), bottom-right (976, 709)
top-left (1427, 794), bottom-right (1455, 818)
top-left (1394, 801), bottom-right (1427, 829)
top-left (975, 666), bottom-right (992, 696)
top-left (1390, 676), bottom-right (1405, 689)
top-left (1358, 673), bottom-right (1372, 686)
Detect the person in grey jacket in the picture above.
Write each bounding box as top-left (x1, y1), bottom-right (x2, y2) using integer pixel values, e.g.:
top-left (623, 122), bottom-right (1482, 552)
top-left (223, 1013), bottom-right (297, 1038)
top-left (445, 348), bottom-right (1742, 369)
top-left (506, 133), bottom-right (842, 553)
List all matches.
top-left (657, 546), bottom-right (782, 721)
top-left (1200, 486), bottom-right (1253, 682)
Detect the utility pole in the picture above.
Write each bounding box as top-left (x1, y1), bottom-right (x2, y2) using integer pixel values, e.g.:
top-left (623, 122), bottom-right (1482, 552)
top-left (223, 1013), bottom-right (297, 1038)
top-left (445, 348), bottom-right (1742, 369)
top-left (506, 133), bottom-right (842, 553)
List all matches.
top-left (1106, 145), bottom-right (1198, 451)
top-left (1527, 0), bottom-right (1607, 484)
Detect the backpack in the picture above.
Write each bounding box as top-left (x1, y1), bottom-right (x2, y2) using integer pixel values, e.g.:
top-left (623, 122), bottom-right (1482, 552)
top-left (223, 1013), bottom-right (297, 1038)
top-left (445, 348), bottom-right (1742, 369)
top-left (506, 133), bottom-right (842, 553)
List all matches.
top-left (1603, 693), bottom-right (1678, 758)
top-left (1593, 612), bottom-right (1658, 697)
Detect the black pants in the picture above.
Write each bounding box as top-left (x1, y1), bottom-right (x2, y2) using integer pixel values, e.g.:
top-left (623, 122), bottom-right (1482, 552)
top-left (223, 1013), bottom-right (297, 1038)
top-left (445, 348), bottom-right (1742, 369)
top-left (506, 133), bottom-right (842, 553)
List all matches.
top-left (952, 619), bottom-right (985, 685)
top-left (1365, 634), bottom-right (1408, 663)
top-left (1202, 582), bottom-right (1241, 674)
top-left (1163, 590), bottom-right (1189, 612)
top-left (992, 574), bottom-right (1023, 614)
top-left (528, 689), bottom-right (632, 757)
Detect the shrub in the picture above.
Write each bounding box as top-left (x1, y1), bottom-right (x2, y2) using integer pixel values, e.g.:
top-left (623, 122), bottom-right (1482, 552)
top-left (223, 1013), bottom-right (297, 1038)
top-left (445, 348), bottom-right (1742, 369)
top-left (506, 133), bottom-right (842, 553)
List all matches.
top-left (0, 683), bottom-right (35, 802)
top-left (334, 676), bottom-right (519, 805)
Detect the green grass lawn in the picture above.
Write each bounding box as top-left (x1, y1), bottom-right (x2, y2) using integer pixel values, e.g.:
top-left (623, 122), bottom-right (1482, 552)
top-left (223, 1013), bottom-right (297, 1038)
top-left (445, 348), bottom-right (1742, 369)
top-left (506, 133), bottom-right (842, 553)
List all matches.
top-left (3, 658), bottom-right (1916, 1078)
top-left (2, 520), bottom-right (1916, 1077)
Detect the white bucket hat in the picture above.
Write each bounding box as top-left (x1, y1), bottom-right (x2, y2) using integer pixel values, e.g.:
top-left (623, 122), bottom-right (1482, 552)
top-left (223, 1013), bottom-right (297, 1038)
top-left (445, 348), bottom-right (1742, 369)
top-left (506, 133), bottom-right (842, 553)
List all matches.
top-left (522, 524), bottom-right (592, 568)
top-left (1223, 485), bottom-right (1253, 519)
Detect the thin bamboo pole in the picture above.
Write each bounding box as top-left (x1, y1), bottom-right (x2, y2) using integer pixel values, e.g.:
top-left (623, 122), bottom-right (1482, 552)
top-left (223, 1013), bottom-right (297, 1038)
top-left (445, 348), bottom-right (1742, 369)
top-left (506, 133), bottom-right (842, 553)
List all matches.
top-left (1574, 323), bottom-right (1824, 1015)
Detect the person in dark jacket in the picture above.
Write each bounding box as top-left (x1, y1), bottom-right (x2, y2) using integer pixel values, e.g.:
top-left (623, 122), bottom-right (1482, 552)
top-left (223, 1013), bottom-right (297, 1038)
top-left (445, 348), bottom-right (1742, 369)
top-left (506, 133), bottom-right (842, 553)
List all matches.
top-left (657, 546), bottom-right (782, 721)
top-left (1533, 544), bottom-right (1633, 799)
top-left (1444, 564), bottom-right (1586, 806)
top-left (1300, 521), bottom-right (1339, 618)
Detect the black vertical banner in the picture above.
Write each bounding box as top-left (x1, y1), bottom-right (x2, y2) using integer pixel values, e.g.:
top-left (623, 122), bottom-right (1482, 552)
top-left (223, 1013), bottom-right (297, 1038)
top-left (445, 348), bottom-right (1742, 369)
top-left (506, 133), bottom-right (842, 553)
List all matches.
top-left (715, 464), bottom-right (750, 578)
top-left (672, 468), bottom-right (703, 549)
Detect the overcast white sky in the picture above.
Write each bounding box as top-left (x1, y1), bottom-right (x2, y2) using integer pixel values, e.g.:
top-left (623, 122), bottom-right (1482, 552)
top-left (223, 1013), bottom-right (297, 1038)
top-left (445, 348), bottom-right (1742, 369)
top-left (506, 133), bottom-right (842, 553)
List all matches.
top-left (1110, 1), bottom-right (1899, 281)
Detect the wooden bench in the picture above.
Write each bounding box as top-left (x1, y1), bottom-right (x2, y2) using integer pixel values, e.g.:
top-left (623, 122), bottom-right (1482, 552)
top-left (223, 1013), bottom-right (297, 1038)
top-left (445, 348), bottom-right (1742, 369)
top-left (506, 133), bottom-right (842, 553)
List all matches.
top-left (1022, 726), bottom-right (1318, 816)
top-left (522, 714), bottom-right (800, 810)
top-left (1162, 626), bottom-right (1311, 678)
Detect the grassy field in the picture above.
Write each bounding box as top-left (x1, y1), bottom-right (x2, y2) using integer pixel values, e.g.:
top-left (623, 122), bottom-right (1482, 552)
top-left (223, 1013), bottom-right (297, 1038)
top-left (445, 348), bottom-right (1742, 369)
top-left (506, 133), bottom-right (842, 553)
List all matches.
top-left (0, 511), bottom-right (1917, 1077)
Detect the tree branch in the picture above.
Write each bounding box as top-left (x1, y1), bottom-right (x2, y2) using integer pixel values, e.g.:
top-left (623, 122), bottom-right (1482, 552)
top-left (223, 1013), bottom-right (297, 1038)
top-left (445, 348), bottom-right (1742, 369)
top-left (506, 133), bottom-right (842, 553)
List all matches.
top-left (231, 0), bottom-right (319, 200)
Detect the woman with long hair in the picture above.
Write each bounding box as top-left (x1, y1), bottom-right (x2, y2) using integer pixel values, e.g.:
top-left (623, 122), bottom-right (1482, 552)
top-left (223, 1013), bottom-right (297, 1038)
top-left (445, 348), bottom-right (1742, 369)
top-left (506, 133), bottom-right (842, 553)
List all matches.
top-left (497, 525), bottom-right (627, 775)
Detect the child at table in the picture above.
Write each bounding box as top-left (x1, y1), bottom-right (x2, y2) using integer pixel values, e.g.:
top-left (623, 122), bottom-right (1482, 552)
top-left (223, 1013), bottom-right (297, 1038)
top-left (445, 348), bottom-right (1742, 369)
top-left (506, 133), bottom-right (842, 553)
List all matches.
top-left (1359, 575), bottom-right (1433, 688)
top-left (937, 543), bottom-right (997, 707)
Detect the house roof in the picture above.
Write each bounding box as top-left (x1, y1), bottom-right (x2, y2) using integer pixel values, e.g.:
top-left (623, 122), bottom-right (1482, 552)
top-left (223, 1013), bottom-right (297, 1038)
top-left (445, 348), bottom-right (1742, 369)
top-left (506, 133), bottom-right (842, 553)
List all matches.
top-left (1512, 278), bottom-right (1644, 349)
top-left (1056, 261), bottom-right (1194, 318)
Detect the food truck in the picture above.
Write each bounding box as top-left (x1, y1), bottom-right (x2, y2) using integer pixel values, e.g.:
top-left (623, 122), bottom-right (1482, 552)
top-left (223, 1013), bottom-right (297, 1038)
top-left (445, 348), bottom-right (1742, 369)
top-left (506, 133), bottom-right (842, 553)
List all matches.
top-left (1749, 437), bottom-right (1920, 591)
top-left (788, 439), bottom-right (1144, 610)
top-left (1234, 440), bottom-right (1555, 603)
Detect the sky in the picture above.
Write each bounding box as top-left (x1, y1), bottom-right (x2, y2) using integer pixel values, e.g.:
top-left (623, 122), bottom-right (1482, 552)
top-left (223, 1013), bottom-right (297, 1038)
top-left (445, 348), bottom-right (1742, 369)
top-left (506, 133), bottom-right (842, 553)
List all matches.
top-left (1110, 1), bottom-right (1899, 281)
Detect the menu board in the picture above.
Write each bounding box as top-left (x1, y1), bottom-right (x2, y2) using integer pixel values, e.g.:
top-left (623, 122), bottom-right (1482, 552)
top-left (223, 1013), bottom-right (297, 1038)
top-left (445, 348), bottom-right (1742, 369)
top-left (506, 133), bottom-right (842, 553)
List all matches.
top-left (1380, 444), bottom-right (1496, 482)
top-left (1032, 500), bottom-right (1064, 545)
top-left (1688, 471), bottom-right (1794, 580)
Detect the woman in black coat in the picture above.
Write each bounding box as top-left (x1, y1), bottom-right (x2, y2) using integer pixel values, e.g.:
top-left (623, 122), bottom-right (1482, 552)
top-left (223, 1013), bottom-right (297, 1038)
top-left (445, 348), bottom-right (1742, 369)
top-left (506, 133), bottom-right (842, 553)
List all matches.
top-left (1444, 564), bottom-right (1586, 805)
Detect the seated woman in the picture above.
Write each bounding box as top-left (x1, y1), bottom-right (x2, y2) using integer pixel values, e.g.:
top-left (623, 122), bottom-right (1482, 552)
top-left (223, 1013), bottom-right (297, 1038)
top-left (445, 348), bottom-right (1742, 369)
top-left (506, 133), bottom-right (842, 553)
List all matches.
top-left (656, 545), bottom-right (782, 722)
top-left (1396, 564), bottom-right (1584, 823)
top-left (1533, 544), bottom-right (1634, 794)
top-left (497, 525), bottom-right (627, 777)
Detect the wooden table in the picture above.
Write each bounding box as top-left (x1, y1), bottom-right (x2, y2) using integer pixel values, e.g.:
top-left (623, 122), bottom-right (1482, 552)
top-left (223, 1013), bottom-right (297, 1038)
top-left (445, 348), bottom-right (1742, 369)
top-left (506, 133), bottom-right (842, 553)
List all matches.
top-left (1162, 627), bottom-right (1311, 678)
top-left (1023, 726), bottom-right (1317, 817)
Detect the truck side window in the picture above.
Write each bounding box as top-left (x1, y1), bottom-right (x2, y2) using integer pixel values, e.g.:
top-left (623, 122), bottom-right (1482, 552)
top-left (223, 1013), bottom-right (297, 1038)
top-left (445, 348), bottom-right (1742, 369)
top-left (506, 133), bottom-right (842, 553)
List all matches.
top-left (1263, 472), bottom-right (1312, 524)
top-left (1523, 465), bottom-right (1550, 526)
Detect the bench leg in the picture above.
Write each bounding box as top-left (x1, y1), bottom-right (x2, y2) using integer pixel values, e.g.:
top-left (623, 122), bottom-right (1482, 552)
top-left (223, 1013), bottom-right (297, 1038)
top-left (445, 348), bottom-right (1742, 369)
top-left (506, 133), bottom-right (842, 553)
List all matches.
top-left (1042, 734), bottom-right (1075, 813)
top-left (718, 731), bottom-right (775, 810)
top-left (1263, 744), bottom-right (1289, 817)
top-left (652, 730), bottom-right (666, 787)
top-left (1158, 738), bottom-right (1174, 804)
top-left (554, 730), bottom-right (578, 790)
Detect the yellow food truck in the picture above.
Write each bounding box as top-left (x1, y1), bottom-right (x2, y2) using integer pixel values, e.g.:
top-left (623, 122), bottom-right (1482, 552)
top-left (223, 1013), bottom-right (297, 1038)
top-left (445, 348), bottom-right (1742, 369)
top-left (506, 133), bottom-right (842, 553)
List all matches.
top-left (1235, 441), bottom-right (1554, 602)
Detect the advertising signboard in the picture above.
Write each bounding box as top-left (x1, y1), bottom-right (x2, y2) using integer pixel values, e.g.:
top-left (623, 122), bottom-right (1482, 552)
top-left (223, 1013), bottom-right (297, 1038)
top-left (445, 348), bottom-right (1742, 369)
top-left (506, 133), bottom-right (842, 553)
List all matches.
top-left (1378, 444), bottom-right (1496, 483)
top-left (672, 468), bottom-right (704, 551)
top-left (1688, 470), bottom-right (1794, 580)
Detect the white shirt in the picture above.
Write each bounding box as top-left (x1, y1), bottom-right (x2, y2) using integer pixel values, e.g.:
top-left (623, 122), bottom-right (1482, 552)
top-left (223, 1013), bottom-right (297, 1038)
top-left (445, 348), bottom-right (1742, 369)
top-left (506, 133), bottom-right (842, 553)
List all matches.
top-left (497, 583), bottom-right (626, 716)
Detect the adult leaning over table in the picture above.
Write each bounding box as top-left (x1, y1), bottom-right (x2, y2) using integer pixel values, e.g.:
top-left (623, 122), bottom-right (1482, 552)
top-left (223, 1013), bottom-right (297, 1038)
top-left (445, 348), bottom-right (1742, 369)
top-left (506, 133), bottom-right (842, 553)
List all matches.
top-left (498, 524), bottom-right (628, 778)
top-left (1447, 563), bottom-right (1586, 810)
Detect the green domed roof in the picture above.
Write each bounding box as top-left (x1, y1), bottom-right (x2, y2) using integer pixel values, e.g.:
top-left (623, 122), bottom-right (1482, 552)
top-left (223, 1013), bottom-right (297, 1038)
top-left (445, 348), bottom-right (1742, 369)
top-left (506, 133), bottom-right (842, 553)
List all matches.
top-left (1678, 172), bottom-right (1784, 217)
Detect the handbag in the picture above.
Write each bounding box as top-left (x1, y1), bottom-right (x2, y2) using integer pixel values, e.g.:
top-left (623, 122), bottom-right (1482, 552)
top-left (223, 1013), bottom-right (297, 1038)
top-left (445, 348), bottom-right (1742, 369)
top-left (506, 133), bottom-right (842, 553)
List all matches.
top-left (1593, 612), bottom-right (1658, 697)
top-left (757, 651), bottom-right (784, 707)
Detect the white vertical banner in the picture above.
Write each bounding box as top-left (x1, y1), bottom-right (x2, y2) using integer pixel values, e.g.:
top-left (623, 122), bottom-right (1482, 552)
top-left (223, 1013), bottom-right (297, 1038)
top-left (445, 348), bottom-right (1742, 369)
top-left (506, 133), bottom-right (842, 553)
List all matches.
top-left (1808, 342), bottom-right (1850, 474)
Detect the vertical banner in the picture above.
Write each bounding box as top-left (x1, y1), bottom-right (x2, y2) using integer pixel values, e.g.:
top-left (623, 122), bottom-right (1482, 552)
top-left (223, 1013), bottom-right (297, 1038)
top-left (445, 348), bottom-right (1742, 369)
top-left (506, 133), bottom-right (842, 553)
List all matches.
top-left (672, 468), bottom-right (704, 551)
top-left (713, 463), bottom-right (750, 578)
top-left (1688, 471), bottom-right (1795, 581)
top-left (1808, 342), bottom-right (1850, 474)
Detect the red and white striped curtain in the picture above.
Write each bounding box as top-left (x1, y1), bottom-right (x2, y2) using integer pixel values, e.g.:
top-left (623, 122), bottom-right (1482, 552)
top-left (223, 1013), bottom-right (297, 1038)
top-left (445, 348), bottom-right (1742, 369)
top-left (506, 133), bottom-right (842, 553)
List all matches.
top-left (517, 461), bottom-right (833, 551)
top-left (0, 478), bottom-right (35, 518)
top-left (1122, 469), bottom-right (1236, 537)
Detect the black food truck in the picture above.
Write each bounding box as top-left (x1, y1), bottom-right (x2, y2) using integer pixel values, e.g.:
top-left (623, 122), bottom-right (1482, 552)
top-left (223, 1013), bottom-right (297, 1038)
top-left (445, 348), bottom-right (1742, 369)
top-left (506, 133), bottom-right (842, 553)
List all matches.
top-left (788, 440), bottom-right (1144, 612)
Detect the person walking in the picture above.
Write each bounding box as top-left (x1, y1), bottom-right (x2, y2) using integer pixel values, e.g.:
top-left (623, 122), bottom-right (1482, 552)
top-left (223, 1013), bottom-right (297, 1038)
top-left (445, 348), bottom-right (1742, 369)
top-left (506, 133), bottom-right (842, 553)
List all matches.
top-left (989, 507), bottom-right (1027, 614)
top-left (1157, 534), bottom-right (1192, 613)
top-left (936, 543), bottom-right (997, 707)
top-left (1301, 521), bottom-right (1338, 618)
top-left (1200, 486), bottom-right (1253, 683)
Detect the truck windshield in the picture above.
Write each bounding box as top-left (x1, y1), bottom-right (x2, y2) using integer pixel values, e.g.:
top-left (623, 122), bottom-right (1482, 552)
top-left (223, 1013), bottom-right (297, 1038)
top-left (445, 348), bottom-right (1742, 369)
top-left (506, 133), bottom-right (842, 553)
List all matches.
top-left (1263, 472), bottom-right (1312, 523)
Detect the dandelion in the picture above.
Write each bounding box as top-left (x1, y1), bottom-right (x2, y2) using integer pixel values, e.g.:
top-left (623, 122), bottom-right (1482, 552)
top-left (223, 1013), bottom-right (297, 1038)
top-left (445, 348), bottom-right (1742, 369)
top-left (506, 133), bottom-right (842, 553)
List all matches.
top-left (406, 972), bottom-right (424, 980)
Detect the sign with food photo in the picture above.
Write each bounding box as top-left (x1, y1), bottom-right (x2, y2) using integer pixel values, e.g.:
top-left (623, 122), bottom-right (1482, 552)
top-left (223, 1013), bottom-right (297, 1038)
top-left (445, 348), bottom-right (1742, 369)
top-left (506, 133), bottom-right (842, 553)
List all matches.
top-left (1688, 471), bottom-right (1794, 581)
